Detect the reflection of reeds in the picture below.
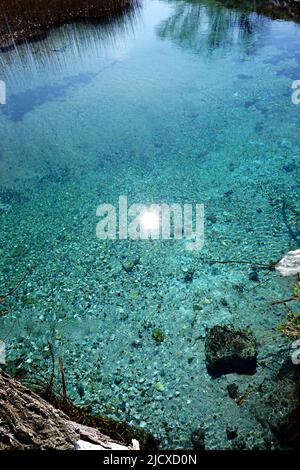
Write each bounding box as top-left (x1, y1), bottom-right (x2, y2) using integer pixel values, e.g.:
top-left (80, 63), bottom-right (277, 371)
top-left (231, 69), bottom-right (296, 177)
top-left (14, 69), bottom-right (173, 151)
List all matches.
top-left (158, 0), bottom-right (300, 59)
top-left (0, 0), bottom-right (138, 50)
top-left (217, 0), bottom-right (300, 22)
top-left (0, 3), bottom-right (140, 99)
top-left (157, 0), bottom-right (268, 57)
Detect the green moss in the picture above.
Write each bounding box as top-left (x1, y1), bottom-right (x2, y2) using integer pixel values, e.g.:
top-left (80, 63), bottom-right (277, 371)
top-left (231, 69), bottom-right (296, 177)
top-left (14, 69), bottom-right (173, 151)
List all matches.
top-left (151, 328), bottom-right (165, 343)
top-left (155, 381), bottom-right (164, 392)
top-left (21, 294), bottom-right (39, 306)
top-left (130, 291), bottom-right (139, 300)
top-left (293, 283), bottom-right (300, 299)
top-left (277, 313), bottom-right (300, 340)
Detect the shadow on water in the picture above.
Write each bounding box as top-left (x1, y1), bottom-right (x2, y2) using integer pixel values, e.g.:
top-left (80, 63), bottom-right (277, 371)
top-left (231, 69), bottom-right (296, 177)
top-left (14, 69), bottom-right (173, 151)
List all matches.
top-left (1, 72), bottom-right (96, 121)
top-left (157, 0), bottom-right (270, 57)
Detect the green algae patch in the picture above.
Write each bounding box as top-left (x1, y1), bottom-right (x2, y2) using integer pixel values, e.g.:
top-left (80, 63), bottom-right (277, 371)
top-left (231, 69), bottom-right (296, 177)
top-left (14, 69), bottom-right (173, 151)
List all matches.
top-left (277, 313), bottom-right (300, 340)
top-left (20, 294), bottom-right (39, 306)
top-left (151, 328), bottom-right (165, 343)
top-left (155, 381), bottom-right (164, 392)
top-left (130, 291), bottom-right (139, 300)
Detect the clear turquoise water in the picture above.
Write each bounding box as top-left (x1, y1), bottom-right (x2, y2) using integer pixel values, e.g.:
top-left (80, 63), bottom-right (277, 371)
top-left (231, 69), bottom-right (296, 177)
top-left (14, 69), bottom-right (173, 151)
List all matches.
top-left (0, 0), bottom-right (299, 449)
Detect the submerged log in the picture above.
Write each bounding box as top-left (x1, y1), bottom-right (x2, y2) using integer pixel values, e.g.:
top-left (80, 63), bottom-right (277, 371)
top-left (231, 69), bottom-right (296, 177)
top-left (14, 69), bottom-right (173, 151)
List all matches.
top-left (0, 369), bottom-right (136, 450)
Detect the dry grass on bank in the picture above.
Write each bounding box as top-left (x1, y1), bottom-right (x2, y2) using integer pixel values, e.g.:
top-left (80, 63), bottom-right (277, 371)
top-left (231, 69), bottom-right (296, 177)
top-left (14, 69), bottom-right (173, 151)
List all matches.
top-left (0, 0), bottom-right (138, 49)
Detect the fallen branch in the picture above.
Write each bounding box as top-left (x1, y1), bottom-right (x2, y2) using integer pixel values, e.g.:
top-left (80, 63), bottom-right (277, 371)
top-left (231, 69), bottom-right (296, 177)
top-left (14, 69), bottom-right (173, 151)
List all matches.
top-left (0, 269), bottom-right (31, 316)
top-left (272, 274), bottom-right (300, 306)
top-left (203, 259), bottom-right (278, 271)
top-left (0, 269), bottom-right (30, 301)
top-left (272, 298), bottom-right (297, 306)
top-left (58, 357), bottom-right (67, 401)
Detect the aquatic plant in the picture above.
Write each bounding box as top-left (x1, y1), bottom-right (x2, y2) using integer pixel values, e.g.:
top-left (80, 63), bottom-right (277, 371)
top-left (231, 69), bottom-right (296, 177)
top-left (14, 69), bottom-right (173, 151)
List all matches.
top-left (294, 281), bottom-right (300, 299)
top-left (276, 274), bottom-right (300, 340)
top-left (130, 291), bottom-right (138, 300)
top-left (155, 381), bottom-right (164, 392)
top-left (151, 327), bottom-right (165, 343)
top-left (277, 313), bottom-right (300, 341)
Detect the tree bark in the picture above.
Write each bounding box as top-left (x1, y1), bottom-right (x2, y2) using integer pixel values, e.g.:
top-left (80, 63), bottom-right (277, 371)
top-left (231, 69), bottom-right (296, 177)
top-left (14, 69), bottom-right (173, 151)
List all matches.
top-left (0, 369), bottom-right (135, 450)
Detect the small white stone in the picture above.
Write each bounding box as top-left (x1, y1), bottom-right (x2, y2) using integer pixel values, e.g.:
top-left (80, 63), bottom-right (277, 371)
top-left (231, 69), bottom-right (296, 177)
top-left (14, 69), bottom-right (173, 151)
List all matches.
top-left (275, 249), bottom-right (300, 276)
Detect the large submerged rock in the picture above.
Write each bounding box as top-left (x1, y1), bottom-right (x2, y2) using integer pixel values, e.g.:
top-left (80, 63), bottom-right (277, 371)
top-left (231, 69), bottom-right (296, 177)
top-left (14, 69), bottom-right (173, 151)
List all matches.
top-left (251, 361), bottom-right (300, 449)
top-left (205, 325), bottom-right (257, 377)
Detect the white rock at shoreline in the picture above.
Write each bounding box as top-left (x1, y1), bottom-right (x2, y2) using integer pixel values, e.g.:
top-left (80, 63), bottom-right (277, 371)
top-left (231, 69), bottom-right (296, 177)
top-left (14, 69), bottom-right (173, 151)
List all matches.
top-left (275, 249), bottom-right (300, 276)
top-left (75, 438), bottom-right (140, 450)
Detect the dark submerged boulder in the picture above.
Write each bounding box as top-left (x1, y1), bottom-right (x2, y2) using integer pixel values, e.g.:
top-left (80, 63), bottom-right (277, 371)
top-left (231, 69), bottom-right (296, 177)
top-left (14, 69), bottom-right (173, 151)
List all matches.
top-left (190, 426), bottom-right (205, 451)
top-left (205, 325), bottom-right (257, 377)
top-left (252, 361), bottom-right (300, 449)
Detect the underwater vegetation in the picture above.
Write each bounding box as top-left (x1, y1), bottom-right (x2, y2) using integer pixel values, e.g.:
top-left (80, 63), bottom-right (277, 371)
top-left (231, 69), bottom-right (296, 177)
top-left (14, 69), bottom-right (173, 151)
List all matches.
top-left (277, 276), bottom-right (300, 341)
top-left (277, 313), bottom-right (300, 341)
top-left (151, 327), bottom-right (165, 343)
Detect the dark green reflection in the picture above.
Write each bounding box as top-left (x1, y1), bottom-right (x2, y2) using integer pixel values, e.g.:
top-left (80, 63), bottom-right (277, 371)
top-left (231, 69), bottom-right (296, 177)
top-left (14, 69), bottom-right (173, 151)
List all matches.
top-left (157, 0), bottom-right (269, 56)
top-left (217, 0), bottom-right (300, 22)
